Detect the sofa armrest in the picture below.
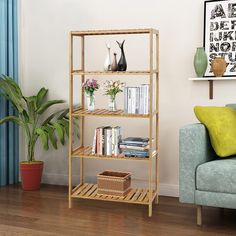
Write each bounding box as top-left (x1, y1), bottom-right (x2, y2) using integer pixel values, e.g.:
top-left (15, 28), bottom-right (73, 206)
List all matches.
top-left (179, 123), bottom-right (216, 204)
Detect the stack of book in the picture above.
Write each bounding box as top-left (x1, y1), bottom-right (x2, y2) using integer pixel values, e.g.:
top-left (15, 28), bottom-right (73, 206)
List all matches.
top-left (120, 137), bottom-right (150, 158)
top-left (92, 126), bottom-right (121, 156)
top-left (124, 84), bottom-right (149, 114)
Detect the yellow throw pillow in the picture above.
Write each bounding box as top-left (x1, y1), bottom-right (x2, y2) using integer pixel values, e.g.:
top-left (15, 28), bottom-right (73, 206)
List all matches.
top-left (194, 106), bottom-right (236, 157)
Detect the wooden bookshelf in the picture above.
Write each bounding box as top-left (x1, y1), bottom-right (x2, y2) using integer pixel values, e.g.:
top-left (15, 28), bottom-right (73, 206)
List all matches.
top-left (68, 28), bottom-right (159, 217)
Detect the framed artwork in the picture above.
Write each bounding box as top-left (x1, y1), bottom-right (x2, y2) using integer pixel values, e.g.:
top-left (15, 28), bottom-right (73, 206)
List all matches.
top-left (204, 0), bottom-right (236, 77)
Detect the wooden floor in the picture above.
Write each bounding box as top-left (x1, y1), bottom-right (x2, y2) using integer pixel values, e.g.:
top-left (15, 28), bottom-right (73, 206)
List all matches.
top-left (0, 185), bottom-right (236, 236)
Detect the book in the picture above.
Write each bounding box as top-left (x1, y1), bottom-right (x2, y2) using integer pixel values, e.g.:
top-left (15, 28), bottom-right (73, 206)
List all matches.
top-left (104, 127), bottom-right (112, 155)
top-left (92, 129), bottom-right (97, 154)
top-left (113, 126), bottom-right (121, 156)
top-left (122, 149), bottom-right (149, 157)
top-left (121, 137), bottom-right (150, 145)
top-left (124, 85), bottom-right (149, 114)
top-left (120, 144), bottom-right (149, 151)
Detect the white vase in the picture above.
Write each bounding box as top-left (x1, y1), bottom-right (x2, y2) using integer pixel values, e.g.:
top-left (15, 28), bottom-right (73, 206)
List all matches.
top-left (86, 94), bottom-right (95, 111)
top-left (108, 96), bottom-right (116, 111)
top-left (104, 43), bottom-right (111, 71)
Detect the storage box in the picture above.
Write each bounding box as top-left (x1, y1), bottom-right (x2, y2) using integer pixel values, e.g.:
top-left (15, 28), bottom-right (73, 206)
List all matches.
top-left (97, 170), bottom-right (131, 197)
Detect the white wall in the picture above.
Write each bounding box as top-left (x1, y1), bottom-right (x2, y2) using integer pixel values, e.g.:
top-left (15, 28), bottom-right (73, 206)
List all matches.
top-left (20, 0), bottom-right (236, 197)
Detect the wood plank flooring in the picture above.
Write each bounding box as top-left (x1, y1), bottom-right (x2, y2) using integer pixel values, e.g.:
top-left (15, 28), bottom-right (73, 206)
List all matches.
top-left (0, 184), bottom-right (236, 236)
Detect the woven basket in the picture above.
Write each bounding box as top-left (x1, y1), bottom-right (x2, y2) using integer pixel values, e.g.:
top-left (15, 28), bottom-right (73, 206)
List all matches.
top-left (97, 170), bottom-right (131, 197)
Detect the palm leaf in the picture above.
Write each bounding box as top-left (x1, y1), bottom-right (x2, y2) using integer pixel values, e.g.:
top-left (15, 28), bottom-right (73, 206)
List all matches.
top-left (0, 116), bottom-right (22, 126)
top-left (2, 75), bottom-right (23, 97)
top-left (35, 128), bottom-right (49, 150)
top-left (36, 100), bottom-right (64, 114)
top-left (0, 78), bottom-right (24, 113)
top-left (36, 88), bottom-right (48, 108)
top-left (58, 119), bottom-right (69, 137)
top-left (53, 122), bottom-right (65, 145)
top-left (41, 125), bottom-right (58, 149)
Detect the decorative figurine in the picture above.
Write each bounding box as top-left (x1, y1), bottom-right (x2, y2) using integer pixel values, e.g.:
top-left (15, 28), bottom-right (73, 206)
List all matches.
top-left (104, 43), bottom-right (111, 71)
top-left (116, 40), bottom-right (127, 71)
top-left (111, 53), bottom-right (118, 71)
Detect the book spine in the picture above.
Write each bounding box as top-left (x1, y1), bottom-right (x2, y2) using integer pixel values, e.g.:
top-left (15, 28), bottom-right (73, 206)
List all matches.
top-left (139, 86), bottom-right (143, 114)
top-left (136, 87), bottom-right (140, 114)
top-left (112, 127), bottom-right (115, 155)
top-left (114, 127), bottom-right (121, 156)
top-left (128, 88), bottom-right (132, 113)
top-left (124, 87), bottom-right (128, 113)
top-left (91, 129), bottom-right (97, 154)
top-left (106, 128), bottom-right (112, 156)
top-left (146, 85), bottom-right (150, 114)
top-left (131, 88), bottom-right (136, 114)
top-left (96, 127), bottom-right (100, 154)
top-left (99, 127), bottom-right (103, 155)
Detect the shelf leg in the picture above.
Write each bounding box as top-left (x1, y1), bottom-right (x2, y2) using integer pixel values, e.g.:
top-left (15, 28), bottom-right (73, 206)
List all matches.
top-left (68, 32), bottom-right (73, 209)
top-left (149, 203), bottom-right (153, 217)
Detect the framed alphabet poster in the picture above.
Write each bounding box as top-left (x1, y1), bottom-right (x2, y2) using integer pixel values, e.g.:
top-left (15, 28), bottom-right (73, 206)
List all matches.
top-left (204, 0), bottom-right (236, 77)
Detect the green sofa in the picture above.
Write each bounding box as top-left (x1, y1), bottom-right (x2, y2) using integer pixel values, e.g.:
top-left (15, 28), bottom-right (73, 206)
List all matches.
top-left (179, 106), bottom-right (236, 226)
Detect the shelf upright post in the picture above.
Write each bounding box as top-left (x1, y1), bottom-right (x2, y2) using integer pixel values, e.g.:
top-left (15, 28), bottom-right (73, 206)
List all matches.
top-left (80, 36), bottom-right (85, 184)
top-left (148, 29), bottom-right (154, 217)
top-left (155, 31), bottom-right (159, 204)
top-left (69, 32), bottom-right (74, 208)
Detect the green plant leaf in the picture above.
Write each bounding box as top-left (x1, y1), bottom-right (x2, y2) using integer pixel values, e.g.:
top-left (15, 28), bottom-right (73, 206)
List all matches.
top-left (57, 108), bottom-right (69, 120)
top-left (36, 100), bottom-right (64, 114)
top-left (35, 128), bottom-right (49, 150)
top-left (0, 77), bottom-right (24, 113)
top-left (53, 122), bottom-right (65, 145)
top-left (58, 119), bottom-right (69, 137)
top-left (40, 125), bottom-right (58, 149)
top-left (0, 116), bottom-right (22, 126)
top-left (24, 97), bottom-right (36, 123)
top-left (22, 110), bottom-right (30, 123)
top-left (2, 75), bottom-right (23, 97)
top-left (36, 88), bottom-right (48, 108)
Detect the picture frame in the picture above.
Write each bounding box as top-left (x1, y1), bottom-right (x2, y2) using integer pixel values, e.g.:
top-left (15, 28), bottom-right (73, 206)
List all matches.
top-left (204, 0), bottom-right (236, 77)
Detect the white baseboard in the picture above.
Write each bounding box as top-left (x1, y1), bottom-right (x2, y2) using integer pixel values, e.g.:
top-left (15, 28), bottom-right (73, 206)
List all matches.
top-left (42, 173), bottom-right (179, 197)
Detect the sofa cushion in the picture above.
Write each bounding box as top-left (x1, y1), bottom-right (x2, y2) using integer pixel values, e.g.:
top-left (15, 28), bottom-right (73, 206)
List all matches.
top-left (194, 106), bottom-right (236, 157)
top-left (196, 157), bottom-right (236, 194)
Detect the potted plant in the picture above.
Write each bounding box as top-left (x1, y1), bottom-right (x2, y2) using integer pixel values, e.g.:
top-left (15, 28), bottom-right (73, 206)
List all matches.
top-left (0, 75), bottom-right (70, 190)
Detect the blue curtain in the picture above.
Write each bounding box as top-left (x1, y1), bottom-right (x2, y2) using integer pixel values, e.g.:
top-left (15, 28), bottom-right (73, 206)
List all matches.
top-left (0, 0), bottom-right (19, 186)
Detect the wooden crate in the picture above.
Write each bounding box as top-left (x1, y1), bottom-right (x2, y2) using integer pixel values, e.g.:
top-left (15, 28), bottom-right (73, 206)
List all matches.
top-left (97, 170), bottom-right (131, 197)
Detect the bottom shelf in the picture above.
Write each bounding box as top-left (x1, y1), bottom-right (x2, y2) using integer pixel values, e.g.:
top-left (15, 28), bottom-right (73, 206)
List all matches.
top-left (71, 183), bottom-right (157, 205)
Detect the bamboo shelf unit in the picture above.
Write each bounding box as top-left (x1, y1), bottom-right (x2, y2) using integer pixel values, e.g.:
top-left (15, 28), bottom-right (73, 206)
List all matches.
top-left (68, 28), bottom-right (159, 217)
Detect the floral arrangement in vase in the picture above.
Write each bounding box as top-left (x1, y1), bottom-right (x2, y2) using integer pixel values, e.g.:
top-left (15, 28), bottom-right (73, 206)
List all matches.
top-left (82, 79), bottom-right (99, 111)
top-left (103, 80), bottom-right (126, 111)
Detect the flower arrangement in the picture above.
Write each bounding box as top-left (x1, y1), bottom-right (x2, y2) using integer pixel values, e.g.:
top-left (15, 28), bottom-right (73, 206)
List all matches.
top-left (82, 79), bottom-right (99, 96)
top-left (103, 80), bottom-right (126, 101)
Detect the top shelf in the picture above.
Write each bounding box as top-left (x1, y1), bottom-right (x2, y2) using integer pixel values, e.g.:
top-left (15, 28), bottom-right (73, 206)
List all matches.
top-left (72, 70), bottom-right (157, 76)
top-left (71, 28), bottom-right (159, 36)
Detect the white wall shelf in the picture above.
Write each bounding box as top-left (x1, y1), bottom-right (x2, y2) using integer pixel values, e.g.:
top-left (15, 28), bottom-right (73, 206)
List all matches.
top-left (189, 77), bottom-right (236, 99)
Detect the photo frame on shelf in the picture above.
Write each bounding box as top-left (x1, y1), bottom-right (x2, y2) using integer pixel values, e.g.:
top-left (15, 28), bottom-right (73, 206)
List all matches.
top-left (204, 0), bottom-right (236, 77)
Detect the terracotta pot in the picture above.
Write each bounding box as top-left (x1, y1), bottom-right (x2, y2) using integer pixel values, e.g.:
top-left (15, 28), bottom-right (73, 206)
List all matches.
top-left (211, 57), bottom-right (226, 77)
top-left (20, 161), bottom-right (44, 190)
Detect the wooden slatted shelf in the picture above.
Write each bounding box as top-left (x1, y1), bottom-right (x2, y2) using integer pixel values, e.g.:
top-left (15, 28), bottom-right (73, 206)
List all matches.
top-left (72, 70), bottom-right (157, 76)
top-left (72, 146), bottom-right (157, 161)
top-left (72, 108), bottom-right (157, 118)
top-left (71, 183), bottom-right (157, 205)
top-left (71, 28), bottom-right (159, 36)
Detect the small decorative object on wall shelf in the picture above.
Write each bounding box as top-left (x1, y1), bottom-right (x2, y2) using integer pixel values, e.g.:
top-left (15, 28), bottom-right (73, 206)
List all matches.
top-left (104, 43), bottom-right (111, 71)
top-left (116, 40), bottom-right (127, 71)
top-left (103, 80), bottom-right (125, 111)
top-left (204, 0), bottom-right (236, 77)
top-left (111, 53), bottom-right (118, 71)
top-left (82, 79), bottom-right (99, 111)
top-left (211, 57), bottom-right (226, 77)
top-left (194, 47), bottom-right (208, 77)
